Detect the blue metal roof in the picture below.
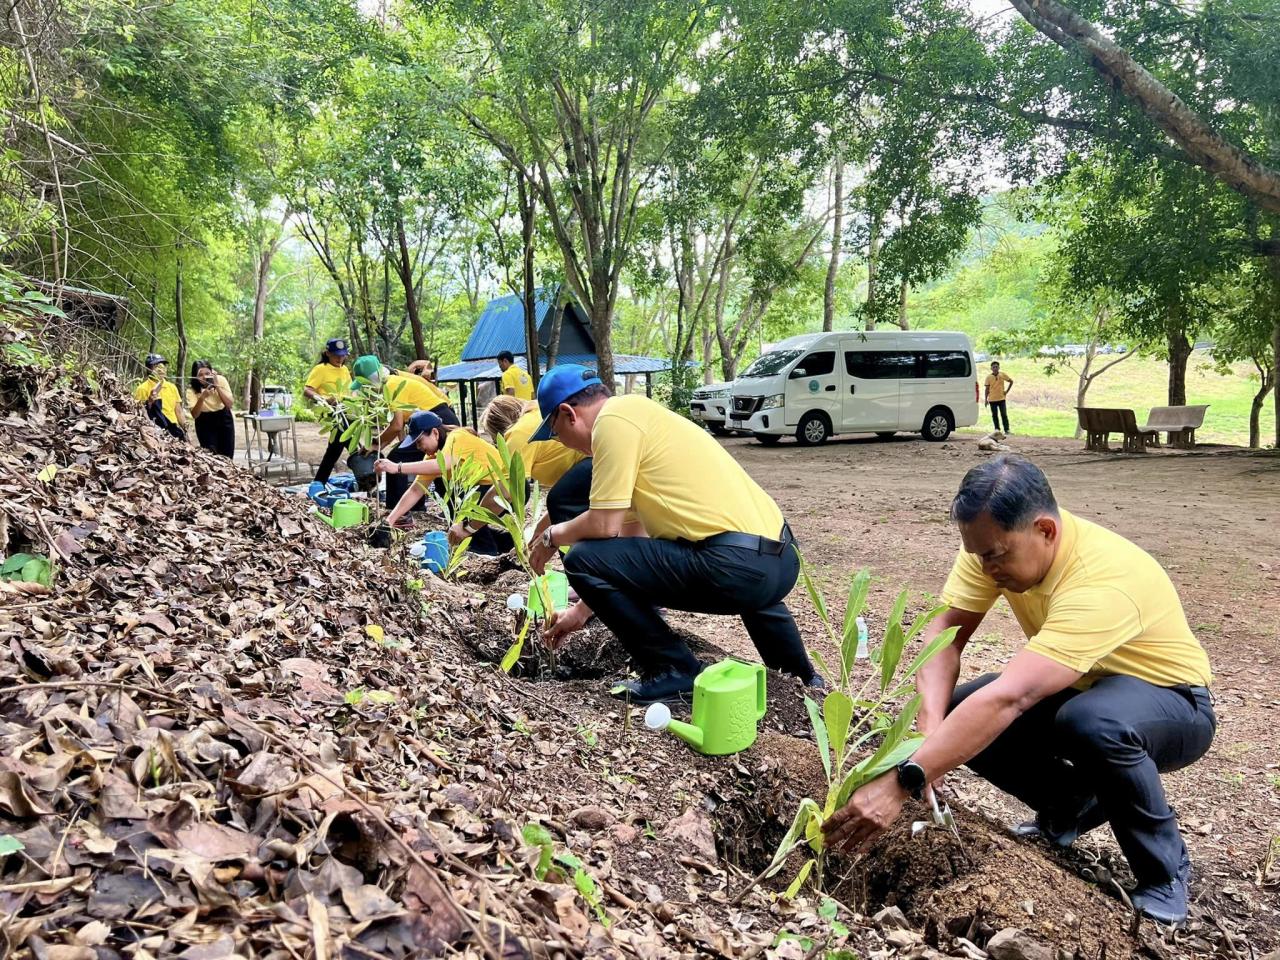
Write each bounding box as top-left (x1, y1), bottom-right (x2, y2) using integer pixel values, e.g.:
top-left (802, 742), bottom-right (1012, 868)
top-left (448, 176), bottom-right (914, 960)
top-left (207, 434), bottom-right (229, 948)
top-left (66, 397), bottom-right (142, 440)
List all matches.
top-left (437, 353), bottom-right (672, 383)
top-left (459, 288), bottom-right (560, 361)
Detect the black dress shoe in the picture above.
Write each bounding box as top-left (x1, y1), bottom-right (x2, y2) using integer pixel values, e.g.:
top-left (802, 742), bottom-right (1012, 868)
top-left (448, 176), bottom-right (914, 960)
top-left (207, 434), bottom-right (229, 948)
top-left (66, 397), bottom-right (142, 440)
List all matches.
top-left (612, 668), bottom-right (698, 703)
top-left (1012, 796), bottom-right (1106, 848)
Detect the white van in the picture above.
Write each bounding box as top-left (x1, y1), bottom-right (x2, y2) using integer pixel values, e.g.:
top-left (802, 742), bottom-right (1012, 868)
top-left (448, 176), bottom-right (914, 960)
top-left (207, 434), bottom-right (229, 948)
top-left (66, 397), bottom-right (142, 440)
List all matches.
top-left (726, 331), bottom-right (979, 445)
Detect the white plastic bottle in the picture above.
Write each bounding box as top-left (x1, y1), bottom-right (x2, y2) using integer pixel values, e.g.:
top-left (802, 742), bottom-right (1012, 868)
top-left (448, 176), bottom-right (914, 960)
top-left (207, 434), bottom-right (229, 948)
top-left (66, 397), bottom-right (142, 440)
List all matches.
top-left (855, 616), bottom-right (869, 659)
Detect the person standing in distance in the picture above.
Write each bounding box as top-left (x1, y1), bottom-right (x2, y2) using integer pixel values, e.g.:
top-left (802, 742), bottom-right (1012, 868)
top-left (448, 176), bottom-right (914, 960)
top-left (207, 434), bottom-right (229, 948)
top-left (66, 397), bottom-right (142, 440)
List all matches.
top-left (984, 361), bottom-right (1014, 434)
top-left (497, 350), bottom-right (534, 400)
top-left (303, 338), bottom-right (353, 483)
top-left (526, 364), bottom-right (817, 702)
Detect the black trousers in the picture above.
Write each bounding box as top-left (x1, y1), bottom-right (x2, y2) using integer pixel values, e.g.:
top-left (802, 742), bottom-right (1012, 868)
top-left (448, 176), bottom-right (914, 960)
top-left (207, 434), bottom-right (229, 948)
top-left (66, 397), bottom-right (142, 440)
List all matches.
top-left (546, 458), bottom-right (592, 524)
top-left (314, 432), bottom-right (347, 483)
top-left (951, 673), bottom-right (1215, 887)
top-left (194, 408), bottom-right (235, 458)
top-left (990, 400), bottom-right (1010, 432)
top-left (145, 402), bottom-right (186, 441)
top-left (385, 443), bottom-right (428, 512)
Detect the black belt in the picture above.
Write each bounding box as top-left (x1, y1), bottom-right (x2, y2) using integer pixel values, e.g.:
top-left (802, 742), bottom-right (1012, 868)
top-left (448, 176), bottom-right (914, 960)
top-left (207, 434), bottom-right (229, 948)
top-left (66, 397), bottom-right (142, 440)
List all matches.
top-left (688, 523), bottom-right (795, 556)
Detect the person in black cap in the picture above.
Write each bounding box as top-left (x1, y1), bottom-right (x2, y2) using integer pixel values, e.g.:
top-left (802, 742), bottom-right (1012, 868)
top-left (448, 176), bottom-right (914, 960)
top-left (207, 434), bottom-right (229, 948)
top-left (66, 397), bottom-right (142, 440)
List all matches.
top-left (132, 354), bottom-right (187, 441)
top-left (304, 338), bottom-right (353, 483)
top-left (525, 364), bottom-right (817, 702)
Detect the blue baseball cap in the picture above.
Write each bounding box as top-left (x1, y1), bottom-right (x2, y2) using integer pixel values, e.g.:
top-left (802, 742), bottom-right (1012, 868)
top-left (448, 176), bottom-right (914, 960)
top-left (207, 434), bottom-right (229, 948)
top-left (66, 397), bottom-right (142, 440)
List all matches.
top-left (530, 364), bottom-right (603, 442)
top-left (325, 337), bottom-right (350, 357)
top-left (398, 409), bottom-right (443, 448)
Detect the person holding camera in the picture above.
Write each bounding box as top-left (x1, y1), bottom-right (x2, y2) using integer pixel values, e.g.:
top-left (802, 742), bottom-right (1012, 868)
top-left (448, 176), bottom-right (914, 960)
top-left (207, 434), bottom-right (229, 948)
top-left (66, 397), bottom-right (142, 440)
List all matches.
top-left (187, 359), bottom-right (236, 458)
top-left (303, 338), bottom-right (353, 483)
top-left (132, 354), bottom-right (187, 441)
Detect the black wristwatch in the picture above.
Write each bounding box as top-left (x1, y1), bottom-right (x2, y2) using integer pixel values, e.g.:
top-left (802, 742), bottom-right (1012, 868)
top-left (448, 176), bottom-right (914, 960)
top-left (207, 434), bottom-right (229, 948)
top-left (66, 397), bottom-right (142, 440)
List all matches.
top-left (895, 759), bottom-right (927, 799)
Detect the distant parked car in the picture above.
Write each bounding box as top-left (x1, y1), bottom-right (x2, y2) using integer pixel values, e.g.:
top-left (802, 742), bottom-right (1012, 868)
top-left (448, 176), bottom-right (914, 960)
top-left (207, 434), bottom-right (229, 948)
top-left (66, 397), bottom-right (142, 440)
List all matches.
top-left (690, 382), bottom-right (735, 436)
top-left (262, 384), bottom-right (293, 411)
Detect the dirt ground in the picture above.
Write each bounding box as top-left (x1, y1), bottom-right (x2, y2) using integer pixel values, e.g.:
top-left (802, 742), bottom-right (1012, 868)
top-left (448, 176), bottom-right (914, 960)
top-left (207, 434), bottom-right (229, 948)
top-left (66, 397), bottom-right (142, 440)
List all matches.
top-left (292, 425), bottom-right (1280, 949)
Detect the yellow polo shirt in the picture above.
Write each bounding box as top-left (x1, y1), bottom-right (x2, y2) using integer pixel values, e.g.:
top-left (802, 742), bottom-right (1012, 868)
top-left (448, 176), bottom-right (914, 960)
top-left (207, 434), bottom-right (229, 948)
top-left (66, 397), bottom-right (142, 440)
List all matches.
top-left (985, 372), bottom-right (1012, 402)
top-left (942, 509), bottom-right (1211, 689)
top-left (134, 377), bottom-right (181, 424)
top-left (505, 409), bottom-right (585, 487)
top-left (305, 362), bottom-right (352, 399)
top-left (589, 395), bottom-right (784, 542)
top-left (384, 373), bottom-right (449, 413)
top-left (501, 364), bottom-right (534, 400)
top-left (186, 374), bottom-right (232, 413)
top-left (414, 430), bottom-right (502, 491)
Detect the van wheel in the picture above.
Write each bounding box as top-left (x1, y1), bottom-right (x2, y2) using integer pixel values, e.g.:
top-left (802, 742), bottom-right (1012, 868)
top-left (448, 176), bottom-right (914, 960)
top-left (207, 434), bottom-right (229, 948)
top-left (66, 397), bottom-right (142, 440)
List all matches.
top-left (796, 412), bottom-right (831, 446)
top-left (875, 431), bottom-right (896, 440)
top-left (709, 424), bottom-right (731, 437)
top-left (754, 433), bottom-right (782, 446)
top-left (922, 407), bottom-right (954, 442)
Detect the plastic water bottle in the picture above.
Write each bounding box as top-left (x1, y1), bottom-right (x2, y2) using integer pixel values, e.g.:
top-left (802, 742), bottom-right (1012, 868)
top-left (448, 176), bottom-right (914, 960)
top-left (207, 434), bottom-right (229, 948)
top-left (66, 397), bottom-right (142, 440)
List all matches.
top-left (855, 616), bottom-right (869, 660)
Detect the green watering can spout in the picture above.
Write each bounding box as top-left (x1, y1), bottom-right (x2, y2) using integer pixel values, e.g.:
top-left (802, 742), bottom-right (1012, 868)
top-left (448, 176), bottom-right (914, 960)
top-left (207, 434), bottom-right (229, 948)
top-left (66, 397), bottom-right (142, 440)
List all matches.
top-left (642, 659), bottom-right (767, 756)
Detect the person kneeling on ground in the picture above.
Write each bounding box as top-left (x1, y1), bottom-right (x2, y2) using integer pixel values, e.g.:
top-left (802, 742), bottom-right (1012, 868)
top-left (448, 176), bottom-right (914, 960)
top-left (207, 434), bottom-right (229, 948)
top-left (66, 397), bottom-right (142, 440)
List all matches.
top-left (823, 455), bottom-right (1214, 927)
top-left (374, 411), bottom-right (512, 555)
top-left (524, 364), bottom-right (817, 702)
top-left (351, 354), bottom-right (460, 510)
top-left (187, 359), bottom-right (236, 457)
top-left (133, 354), bottom-right (187, 441)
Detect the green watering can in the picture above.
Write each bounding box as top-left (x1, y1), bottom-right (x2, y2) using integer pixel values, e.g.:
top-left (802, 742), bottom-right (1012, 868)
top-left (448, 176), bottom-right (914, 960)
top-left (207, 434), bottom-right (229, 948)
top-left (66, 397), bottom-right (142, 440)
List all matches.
top-left (526, 571), bottom-right (570, 617)
top-left (643, 659), bottom-right (767, 755)
top-left (316, 499), bottom-right (368, 529)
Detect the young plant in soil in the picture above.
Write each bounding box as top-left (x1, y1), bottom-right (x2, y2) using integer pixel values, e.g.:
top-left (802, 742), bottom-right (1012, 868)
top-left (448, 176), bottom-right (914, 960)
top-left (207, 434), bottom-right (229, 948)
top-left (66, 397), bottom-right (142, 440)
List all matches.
top-left (427, 450), bottom-right (490, 579)
top-left (763, 561), bottom-right (959, 897)
top-left (452, 436), bottom-right (553, 672)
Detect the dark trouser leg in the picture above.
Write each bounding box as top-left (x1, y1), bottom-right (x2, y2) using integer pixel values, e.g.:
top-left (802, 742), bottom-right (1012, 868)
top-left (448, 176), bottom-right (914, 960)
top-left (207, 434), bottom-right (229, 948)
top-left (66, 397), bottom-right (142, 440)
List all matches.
top-left (314, 433), bottom-right (347, 483)
top-left (384, 443), bottom-right (426, 511)
top-left (563, 536), bottom-right (812, 680)
top-left (215, 409), bottom-right (236, 458)
top-left (1054, 676), bottom-right (1215, 886)
top-left (950, 673), bottom-right (1088, 814)
top-left (991, 400), bottom-right (1010, 432)
top-left (547, 458), bottom-right (592, 524)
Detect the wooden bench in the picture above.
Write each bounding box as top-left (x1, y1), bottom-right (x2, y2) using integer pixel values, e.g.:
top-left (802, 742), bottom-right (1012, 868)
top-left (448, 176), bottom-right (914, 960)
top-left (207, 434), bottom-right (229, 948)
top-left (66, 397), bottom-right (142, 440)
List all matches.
top-left (1139, 404), bottom-right (1209, 449)
top-left (1077, 407), bottom-right (1149, 453)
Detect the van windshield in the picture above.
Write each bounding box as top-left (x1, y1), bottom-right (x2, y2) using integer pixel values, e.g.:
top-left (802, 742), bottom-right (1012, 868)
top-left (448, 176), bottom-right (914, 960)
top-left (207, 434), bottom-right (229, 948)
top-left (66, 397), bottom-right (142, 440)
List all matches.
top-left (740, 349), bottom-right (804, 378)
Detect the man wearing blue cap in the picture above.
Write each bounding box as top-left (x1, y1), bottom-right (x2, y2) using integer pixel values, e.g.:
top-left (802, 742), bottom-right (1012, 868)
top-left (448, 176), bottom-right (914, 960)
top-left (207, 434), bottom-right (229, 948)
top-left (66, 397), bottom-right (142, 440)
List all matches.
top-left (527, 364), bottom-right (816, 701)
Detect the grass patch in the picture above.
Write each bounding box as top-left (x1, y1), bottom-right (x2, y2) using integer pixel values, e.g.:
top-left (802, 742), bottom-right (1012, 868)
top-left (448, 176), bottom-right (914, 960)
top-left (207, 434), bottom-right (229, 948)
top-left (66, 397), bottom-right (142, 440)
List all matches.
top-left (958, 351), bottom-right (1275, 447)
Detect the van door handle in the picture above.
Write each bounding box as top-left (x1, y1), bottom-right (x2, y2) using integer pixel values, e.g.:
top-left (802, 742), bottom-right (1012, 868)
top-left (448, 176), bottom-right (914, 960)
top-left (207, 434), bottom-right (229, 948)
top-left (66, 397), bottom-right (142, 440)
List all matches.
top-left (824, 385), bottom-right (835, 392)
top-left (849, 385), bottom-right (856, 395)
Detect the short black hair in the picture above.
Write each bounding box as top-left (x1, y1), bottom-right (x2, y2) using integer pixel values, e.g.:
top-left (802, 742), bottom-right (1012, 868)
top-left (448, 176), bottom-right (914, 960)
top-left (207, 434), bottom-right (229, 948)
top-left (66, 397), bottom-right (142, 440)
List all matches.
top-left (950, 455), bottom-right (1059, 530)
top-left (564, 382), bottom-right (613, 407)
top-left (497, 350), bottom-right (515, 364)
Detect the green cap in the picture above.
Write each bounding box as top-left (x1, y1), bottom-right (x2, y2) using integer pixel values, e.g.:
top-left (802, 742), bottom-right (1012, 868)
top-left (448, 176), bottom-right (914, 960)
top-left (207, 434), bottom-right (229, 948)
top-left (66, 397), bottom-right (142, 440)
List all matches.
top-left (351, 354), bottom-right (382, 384)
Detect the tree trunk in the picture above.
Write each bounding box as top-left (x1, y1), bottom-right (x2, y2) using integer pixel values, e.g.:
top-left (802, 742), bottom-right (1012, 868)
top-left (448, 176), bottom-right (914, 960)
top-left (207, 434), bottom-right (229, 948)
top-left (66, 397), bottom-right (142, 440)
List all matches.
top-left (518, 176), bottom-right (540, 386)
top-left (1074, 342), bottom-right (1097, 439)
top-left (1272, 257), bottom-right (1280, 448)
top-left (823, 159), bottom-right (843, 333)
top-left (1166, 324), bottom-right (1190, 406)
top-left (1248, 361), bottom-right (1274, 449)
top-left (147, 278), bottom-right (158, 353)
top-left (897, 280), bottom-right (909, 330)
top-left (174, 254), bottom-right (187, 400)
top-left (396, 215), bottom-right (426, 361)
top-left (865, 213), bottom-right (881, 331)
top-left (247, 242), bottom-right (274, 413)
top-left (546, 299), bottom-right (564, 369)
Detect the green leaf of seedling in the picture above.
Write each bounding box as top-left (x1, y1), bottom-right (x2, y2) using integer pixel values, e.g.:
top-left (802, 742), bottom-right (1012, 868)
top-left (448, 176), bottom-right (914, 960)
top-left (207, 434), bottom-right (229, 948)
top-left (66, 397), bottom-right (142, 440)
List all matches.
top-left (807, 647), bottom-right (833, 685)
top-left (1, 553), bottom-right (35, 575)
top-left (879, 590), bottom-right (910, 692)
top-left (773, 932), bottom-right (815, 951)
top-left (764, 797), bottom-right (821, 879)
top-left (805, 696), bottom-right (831, 782)
top-left (819, 897), bottom-right (838, 921)
top-left (904, 602), bottom-right (948, 646)
top-left (344, 688), bottom-right (366, 705)
top-left (823, 691), bottom-right (854, 773)
top-left (835, 698), bottom-right (924, 807)
top-left (500, 613), bottom-right (531, 673)
top-left (0, 835), bottom-right (24, 856)
top-left (840, 569), bottom-right (871, 681)
top-left (782, 857), bottom-right (814, 899)
top-left (832, 921), bottom-right (850, 938)
top-left (796, 550), bottom-right (829, 630)
top-left (521, 823), bottom-right (554, 880)
top-left (899, 625), bottom-right (961, 685)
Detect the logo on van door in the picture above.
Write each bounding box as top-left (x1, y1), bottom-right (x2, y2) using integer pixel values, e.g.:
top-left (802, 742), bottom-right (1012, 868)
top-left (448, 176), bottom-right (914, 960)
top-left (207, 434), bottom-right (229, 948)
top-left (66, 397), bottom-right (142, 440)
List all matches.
top-left (808, 379), bottom-right (819, 393)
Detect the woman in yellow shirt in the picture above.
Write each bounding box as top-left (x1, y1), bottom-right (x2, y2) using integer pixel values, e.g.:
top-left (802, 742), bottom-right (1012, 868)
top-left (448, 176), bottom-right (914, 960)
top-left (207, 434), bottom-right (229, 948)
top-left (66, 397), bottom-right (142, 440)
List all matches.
top-left (187, 359), bottom-right (236, 457)
top-left (374, 411), bottom-right (512, 554)
top-left (303, 338), bottom-right (352, 483)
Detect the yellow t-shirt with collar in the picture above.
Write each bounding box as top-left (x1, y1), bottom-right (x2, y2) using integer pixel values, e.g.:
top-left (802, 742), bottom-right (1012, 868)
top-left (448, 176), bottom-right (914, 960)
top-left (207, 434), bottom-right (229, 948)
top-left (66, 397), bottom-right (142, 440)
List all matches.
top-left (384, 372), bottom-right (449, 413)
top-left (942, 509), bottom-right (1211, 689)
top-left (589, 394), bottom-right (784, 542)
top-left (305, 362), bottom-right (352, 399)
top-left (505, 409), bottom-right (585, 487)
top-left (414, 430), bottom-right (502, 491)
top-left (985, 371), bottom-right (1012, 402)
top-left (186, 374), bottom-right (232, 414)
top-left (501, 364), bottom-right (534, 400)
top-left (134, 377), bottom-right (181, 424)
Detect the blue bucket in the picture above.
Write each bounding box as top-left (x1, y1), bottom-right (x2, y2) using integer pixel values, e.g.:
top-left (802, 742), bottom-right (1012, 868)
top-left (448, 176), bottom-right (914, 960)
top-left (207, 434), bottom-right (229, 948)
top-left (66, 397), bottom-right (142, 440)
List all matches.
top-left (421, 531), bottom-right (450, 574)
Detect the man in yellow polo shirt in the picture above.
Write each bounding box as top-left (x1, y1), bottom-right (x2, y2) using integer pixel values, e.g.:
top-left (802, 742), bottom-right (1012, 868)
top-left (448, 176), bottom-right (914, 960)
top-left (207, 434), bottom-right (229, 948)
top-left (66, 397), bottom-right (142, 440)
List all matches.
top-left (984, 360), bottom-right (1013, 434)
top-left (497, 351), bottom-right (534, 400)
top-left (526, 364), bottom-right (816, 702)
top-left (132, 353), bottom-right (187, 441)
top-left (823, 456), bottom-right (1214, 927)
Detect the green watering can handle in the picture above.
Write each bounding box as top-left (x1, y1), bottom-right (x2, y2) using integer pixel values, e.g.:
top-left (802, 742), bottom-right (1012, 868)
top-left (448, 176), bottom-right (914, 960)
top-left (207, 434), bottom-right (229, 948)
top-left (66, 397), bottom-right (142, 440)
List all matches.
top-left (755, 664), bottom-right (767, 720)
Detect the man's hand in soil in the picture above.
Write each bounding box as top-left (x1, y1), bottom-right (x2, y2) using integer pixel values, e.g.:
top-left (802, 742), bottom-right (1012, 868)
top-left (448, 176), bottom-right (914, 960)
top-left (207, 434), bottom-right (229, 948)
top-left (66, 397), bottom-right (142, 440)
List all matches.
top-left (447, 521), bottom-right (471, 547)
top-left (823, 772), bottom-right (908, 853)
top-left (541, 600), bottom-right (591, 650)
top-left (528, 536), bottom-right (554, 575)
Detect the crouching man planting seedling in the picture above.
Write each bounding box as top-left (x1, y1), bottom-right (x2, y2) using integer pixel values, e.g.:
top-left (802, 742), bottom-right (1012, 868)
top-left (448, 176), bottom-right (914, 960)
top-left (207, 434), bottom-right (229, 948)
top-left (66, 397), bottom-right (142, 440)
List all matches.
top-left (524, 364), bottom-right (817, 702)
top-left (824, 456), bottom-right (1215, 927)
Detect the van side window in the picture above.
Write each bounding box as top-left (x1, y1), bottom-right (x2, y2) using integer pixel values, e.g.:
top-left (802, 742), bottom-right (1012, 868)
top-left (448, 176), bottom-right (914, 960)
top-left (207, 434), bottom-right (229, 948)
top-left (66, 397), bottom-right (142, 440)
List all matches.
top-left (845, 351), bottom-right (913, 379)
top-left (791, 351), bottom-right (835, 377)
top-left (917, 351), bottom-right (971, 378)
